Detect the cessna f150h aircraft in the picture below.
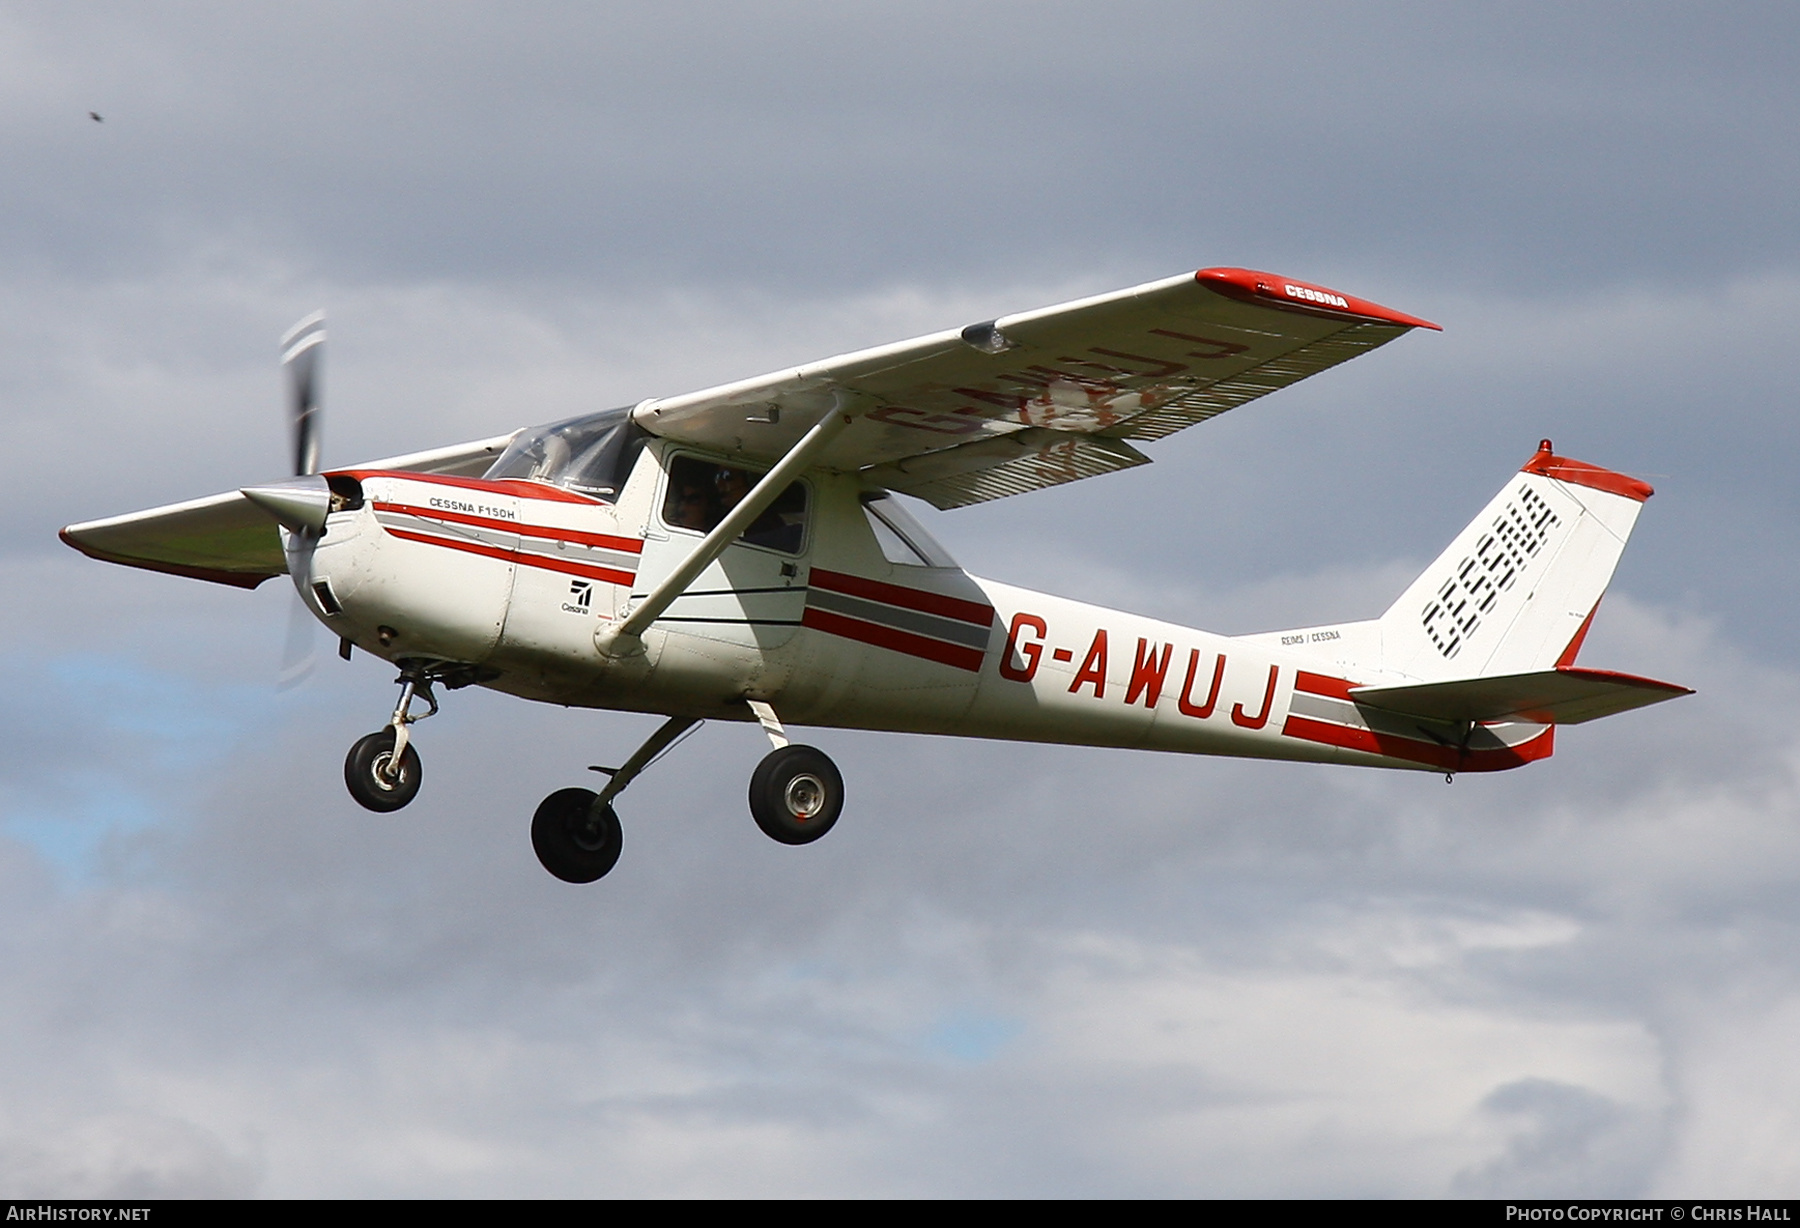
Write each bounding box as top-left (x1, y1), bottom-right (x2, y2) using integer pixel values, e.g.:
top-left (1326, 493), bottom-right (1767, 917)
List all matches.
top-left (62, 267), bottom-right (1692, 883)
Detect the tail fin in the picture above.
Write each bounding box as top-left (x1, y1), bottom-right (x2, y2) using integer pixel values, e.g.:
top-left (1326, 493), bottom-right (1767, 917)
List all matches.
top-left (1238, 442), bottom-right (1687, 766)
top-left (1375, 441), bottom-right (1653, 682)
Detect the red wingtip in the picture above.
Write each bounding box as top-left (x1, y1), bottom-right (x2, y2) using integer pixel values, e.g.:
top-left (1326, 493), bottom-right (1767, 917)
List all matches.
top-left (1521, 444), bottom-right (1654, 502)
top-left (1195, 267), bottom-right (1442, 331)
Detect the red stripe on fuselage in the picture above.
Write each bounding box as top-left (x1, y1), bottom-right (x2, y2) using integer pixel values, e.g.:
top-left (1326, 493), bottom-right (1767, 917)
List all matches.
top-left (801, 607), bottom-right (985, 673)
top-left (340, 470), bottom-right (605, 505)
top-left (384, 526), bottom-right (636, 587)
top-left (1294, 670), bottom-right (1358, 700)
top-left (373, 500), bottom-right (642, 554)
top-left (808, 568), bottom-right (994, 627)
top-left (1281, 713), bottom-right (1554, 773)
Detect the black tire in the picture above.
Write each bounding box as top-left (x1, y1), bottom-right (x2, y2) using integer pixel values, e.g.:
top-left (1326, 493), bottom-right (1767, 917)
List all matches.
top-left (748, 745), bottom-right (843, 845)
top-left (531, 787), bottom-right (623, 883)
top-left (344, 729), bottom-right (422, 812)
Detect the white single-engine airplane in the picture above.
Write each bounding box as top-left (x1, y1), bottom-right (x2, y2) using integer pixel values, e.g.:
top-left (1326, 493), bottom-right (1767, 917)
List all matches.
top-left (62, 267), bottom-right (1692, 882)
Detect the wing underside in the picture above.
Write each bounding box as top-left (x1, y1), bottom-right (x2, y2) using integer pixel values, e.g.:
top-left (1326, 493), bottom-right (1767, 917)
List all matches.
top-left (636, 267), bottom-right (1436, 508)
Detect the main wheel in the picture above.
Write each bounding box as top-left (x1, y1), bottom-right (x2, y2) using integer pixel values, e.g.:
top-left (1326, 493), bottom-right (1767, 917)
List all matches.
top-left (344, 729), bottom-right (422, 812)
top-left (531, 787), bottom-right (623, 883)
top-left (748, 745), bottom-right (844, 845)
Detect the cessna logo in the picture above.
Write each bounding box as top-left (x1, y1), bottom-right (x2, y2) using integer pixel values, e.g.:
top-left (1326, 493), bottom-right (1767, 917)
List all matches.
top-left (1284, 283), bottom-right (1348, 309)
top-left (562, 580), bottom-right (593, 614)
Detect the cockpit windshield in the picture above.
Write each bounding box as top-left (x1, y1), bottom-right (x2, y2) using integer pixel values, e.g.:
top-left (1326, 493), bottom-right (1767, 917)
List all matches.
top-left (482, 406), bottom-right (647, 500)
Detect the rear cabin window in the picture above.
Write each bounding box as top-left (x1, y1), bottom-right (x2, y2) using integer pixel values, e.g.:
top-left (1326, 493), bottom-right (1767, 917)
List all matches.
top-left (860, 491), bottom-right (957, 568)
top-left (661, 456), bottom-right (808, 555)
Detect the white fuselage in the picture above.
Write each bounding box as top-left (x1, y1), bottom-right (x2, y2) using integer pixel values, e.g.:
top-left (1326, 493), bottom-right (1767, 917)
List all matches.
top-left (291, 441), bottom-right (1548, 775)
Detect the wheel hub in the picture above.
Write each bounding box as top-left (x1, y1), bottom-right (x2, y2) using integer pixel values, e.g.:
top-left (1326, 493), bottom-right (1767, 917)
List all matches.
top-left (784, 773), bottom-right (826, 820)
top-left (570, 809), bottom-right (610, 852)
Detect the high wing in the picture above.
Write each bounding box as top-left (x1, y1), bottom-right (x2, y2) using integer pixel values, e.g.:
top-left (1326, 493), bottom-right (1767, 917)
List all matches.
top-left (63, 266), bottom-right (1436, 586)
top-left (637, 267), bottom-right (1438, 509)
top-left (60, 432), bottom-right (518, 589)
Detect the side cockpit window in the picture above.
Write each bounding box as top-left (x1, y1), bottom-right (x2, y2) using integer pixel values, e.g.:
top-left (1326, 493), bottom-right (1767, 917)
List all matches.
top-left (484, 407), bottom-right (647, 500)
top-left (661, 455), bottom-right (808, 555)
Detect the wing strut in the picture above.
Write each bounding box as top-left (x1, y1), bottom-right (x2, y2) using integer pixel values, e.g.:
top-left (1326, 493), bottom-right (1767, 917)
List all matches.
top-left (597, 405), bottom-right (852, 656)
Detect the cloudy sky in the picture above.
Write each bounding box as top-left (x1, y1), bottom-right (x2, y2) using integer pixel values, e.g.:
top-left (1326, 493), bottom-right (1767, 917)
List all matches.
top-left (2, 1), bottom-right (1797, 1197)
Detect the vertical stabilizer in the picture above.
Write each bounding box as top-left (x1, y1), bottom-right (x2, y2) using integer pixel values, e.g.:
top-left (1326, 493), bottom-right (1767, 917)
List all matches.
top-left (1376, 441), bottom-right (1653, 682)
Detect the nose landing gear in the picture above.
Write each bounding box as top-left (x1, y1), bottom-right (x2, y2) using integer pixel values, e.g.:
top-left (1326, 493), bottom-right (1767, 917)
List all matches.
top-left (343, 666), bottom-right (440, 812)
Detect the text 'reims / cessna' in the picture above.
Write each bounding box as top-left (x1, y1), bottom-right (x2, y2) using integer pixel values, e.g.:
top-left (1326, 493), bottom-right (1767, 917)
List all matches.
top-left (62, 267), bottom-right (1691, 883)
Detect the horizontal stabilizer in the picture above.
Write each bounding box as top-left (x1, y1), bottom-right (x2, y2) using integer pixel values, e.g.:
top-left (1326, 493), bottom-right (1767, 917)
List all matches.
top-left (1352, 667), bottom-right (1692, 726)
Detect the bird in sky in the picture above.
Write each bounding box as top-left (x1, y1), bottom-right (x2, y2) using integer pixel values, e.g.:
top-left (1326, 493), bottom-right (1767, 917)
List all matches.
top-left (89, 111), bottom-right (102, 122)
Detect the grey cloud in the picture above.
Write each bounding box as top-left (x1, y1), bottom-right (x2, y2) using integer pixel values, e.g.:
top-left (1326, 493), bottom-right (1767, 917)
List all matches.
top-left (0, 1114), bottom-right (260, 1199)
top-left (2, 4), bottom-right (1795, 293)
top-left (1454, 1078), bottom-right (1659, 1198)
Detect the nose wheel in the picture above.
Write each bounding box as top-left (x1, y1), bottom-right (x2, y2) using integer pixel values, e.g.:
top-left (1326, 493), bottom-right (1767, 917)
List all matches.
top-left (344, 728), bottom-right (422, 812)
top-left (343, 665), bottom-right (441, 813)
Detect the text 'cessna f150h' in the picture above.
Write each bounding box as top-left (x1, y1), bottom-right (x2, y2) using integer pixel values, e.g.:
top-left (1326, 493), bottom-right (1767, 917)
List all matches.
top-left (62, 267), bottom-right (1692, 883)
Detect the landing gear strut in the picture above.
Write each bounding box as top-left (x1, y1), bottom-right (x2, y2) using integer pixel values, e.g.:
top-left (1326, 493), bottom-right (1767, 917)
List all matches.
top-left (343, 666), bottom-right (439, 812)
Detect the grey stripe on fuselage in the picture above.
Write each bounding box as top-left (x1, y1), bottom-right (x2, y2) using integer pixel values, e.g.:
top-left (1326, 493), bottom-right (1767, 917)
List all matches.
top-left (376, 510), bottom-right (512, 551)
top-left (513, 533), bottom-right (639, 574)
top-left (378, 511), bottom-right (640, 574)
top-left (806, 587), bottom-right (991, 650)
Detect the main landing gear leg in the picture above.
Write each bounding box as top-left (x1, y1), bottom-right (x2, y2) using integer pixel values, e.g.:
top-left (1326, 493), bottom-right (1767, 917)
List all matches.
top-left (745, 700), bottom-right (844, 846)
top-left (529, 715), bottom-right (700, 884)
top-left (344, 667), bottom-right (438, 812)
